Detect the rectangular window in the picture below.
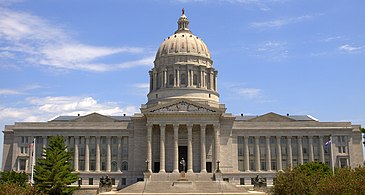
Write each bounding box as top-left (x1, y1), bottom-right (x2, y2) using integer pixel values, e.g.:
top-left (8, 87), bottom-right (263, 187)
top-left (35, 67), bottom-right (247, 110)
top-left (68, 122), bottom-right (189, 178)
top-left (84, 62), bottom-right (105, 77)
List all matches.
top-left (19, 159), bottom-right (26, 171)
top-left (122, 178), bottom-right (127, 185)
top-left (223, 178), bottom-right (229, 182)
top-left (111, 178), bottom-right (115, 185)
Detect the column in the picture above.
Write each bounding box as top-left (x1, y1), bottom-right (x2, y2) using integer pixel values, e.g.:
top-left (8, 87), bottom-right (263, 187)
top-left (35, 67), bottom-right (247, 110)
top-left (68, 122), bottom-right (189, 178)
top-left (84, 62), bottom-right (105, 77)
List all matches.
top-left (173, 124), bottom-right (179, 173)
top-left (74, 136), bottom-right (79, 171)
top-left (153, 71), bottom-right (157, 90)
top-left (298, 136), bottom-right (304, 164)
top-left (173, 68), bottom-right (177, 87)
top-left (199, 69), bottom-right (202, 88)
top-left (287, 136), bottom-right (293, 169)
top-left (160, 124), bottom-right (166, 173)
top-left (187, 124), bottom-right (193, 173)
top-left (244, 136), bottom-right (249, 171)
top-left (309, 136), bottom-right (314, 162)
top-left (214, 70), bottom-right (218, 91)
top-left (265, 136), bottom-right (272, 171)
top-left (210, 70), bottom-right (214, 90)
top-left (187, 68), bottom-right (191, 86)
top-left (84, 136), bottom-right (90, 172)
top-left (149, 71), bottom-right (153, 91)
top-left (64, 136), bottom-right (69, 152)
top-left (176, 67), bottom-right (180, 87)
top-left (255, 136), bottom-right (260, 171)
top-left (147, 124), bottom-right (152, 172)
top-left (319, 136), bottom-right (325, 163)
top-left (96, 136), bottom-right (101, 172)
top-left (117, 136), bottom-right (122, 172)
top-left (163, 69), bottom-right (167, 88)
top-left (200, 124), bottom-right (207, 173)
top-left (214, 124), bottom-right (220, 171)
top-left (106, 136), bottom-right (111, 172)
top-left (276, 136), bottom-right (282, 171)
top-left (42, 136), bottom-right (47, 149)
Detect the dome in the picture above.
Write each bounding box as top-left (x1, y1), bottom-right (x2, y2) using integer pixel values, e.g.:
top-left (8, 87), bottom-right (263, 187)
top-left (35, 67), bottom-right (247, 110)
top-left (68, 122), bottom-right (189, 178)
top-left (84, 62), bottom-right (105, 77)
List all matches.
top-left (155, 33), bottom-right (211, 60)
top-left (154, 9), bottom-right (212, 68)
top-left (147, 9), bottom-right (219, 108)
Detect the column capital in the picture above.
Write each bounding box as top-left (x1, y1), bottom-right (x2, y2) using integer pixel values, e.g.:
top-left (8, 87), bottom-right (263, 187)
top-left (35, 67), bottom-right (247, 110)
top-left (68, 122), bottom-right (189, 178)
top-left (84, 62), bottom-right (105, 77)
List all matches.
top-left (146, 123), bottom-right (154, 128)
top-left (173, 123), bottom-right (179, 129)
top-left (265, 136), bottom-right (270, 139)
top-left (276, 135), bottom-right (281, 139)
top-left (200, 123), bottom-right (207, 128)
top-left (186, 123), bottom-right (193, 129)
top-left (85, 136), bottom-right (90, 139)
top-left (213, 123), bottom-right (220, 128)
top-left (287, 136), bottom-right (292, 139)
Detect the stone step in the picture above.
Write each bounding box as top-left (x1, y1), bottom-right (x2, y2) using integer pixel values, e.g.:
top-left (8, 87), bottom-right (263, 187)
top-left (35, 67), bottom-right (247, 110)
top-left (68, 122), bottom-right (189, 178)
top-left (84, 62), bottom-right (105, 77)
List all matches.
top-left (150, 172), bottom-right (214, 181)
top-left (106, 181), bottom-right (266, 195)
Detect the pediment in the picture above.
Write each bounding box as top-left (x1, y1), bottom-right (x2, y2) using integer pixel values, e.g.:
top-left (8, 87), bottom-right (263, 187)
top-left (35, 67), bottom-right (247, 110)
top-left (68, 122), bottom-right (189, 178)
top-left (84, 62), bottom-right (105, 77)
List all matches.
top-left (143, 99), bottom-right (219, 114)
top-left (72, 113), bottom-right (116, 122)
top-left (248, 112), bottom-right (295, 122)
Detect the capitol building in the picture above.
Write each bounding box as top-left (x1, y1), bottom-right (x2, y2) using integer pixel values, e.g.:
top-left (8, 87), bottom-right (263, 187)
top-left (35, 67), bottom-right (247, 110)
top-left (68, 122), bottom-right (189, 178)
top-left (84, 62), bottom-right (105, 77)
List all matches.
top-left (2, 10), bottom-right (363, 192)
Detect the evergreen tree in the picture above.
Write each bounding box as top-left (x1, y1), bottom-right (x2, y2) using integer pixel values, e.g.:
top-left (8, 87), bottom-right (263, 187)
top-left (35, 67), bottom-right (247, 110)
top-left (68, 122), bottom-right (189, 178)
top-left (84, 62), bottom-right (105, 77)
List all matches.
top-left (34, 135), bottom-right (78, 194)
top-left (0, 170), bottom-right (29, 187)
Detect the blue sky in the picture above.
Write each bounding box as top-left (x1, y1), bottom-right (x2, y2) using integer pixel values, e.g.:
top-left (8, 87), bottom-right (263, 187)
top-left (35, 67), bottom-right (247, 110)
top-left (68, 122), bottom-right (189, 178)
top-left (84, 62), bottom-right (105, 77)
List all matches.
top-left (0, 0), bottom-right (364, 164)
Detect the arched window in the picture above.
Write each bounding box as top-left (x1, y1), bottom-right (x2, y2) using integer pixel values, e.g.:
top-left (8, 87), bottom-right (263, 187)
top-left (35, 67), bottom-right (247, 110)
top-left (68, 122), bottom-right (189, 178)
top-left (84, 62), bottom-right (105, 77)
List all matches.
top-left (181, 74), bottom-right (186, 85)
top-left (169, 74), bottom-right (174, 86)
top-left (193, 74), bottom-right (198, 85)
top-left (122, 161), bottom-right (128, 171)
top-left (111, 161), bottom-right (118, 172)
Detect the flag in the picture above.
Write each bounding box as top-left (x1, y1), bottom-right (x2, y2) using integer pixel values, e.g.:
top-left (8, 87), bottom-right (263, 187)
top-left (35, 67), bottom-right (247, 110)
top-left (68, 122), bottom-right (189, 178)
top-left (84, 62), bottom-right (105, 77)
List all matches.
top-left (324, 139), bottom-right (332, 147)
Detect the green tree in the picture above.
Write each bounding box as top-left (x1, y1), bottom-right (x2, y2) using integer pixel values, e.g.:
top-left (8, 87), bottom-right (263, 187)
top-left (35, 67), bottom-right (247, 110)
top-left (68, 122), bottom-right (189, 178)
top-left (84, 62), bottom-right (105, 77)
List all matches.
top-left (0, 170), bottom-right (28, 187)
top-left (0, 182), bottom-right (41, 195)
top-left (34, 135), bottom-right (78, 194)
top-left (272, 162), bottom-right (332, 195)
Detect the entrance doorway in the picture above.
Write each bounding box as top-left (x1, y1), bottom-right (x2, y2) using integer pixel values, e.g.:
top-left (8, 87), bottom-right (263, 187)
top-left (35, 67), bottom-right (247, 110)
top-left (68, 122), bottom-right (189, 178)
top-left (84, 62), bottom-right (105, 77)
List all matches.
top-left (154, 162), bottom-right (160, 173)
top-left (206, 162), bottom-right (212, 173)
top-left (178, 146), bottom-right (187, 172)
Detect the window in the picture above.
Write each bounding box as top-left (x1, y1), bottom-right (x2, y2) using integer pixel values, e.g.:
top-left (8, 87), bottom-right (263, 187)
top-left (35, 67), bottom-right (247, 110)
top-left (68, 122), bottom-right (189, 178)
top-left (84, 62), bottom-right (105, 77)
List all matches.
top-left (20, 146), bottom-right (27, 154)
top-left (111, 161), bottom-right (118, 172)
top-left (111, 178), bottom-right (115, 185)
top-left (122, 178), bottom-right (127, 185)
top-left (169, 74), bottom-right (174, 85)
top-left (21, 136), bottom-right (28, 144)
top-left (89, 178), bottom-right (93, 185)
top-left (338, 146), bottom-right (346, 153)
top-left (122, 161), bottom-right (128, 171)
top-left (19, 159), bottom-right (26, 171)
top-left (181, 74), bottom-right (186, 85)
top-left (223, 178), bottom-right (229, 182)
top-left (193, 74), bottom-right (197, 85)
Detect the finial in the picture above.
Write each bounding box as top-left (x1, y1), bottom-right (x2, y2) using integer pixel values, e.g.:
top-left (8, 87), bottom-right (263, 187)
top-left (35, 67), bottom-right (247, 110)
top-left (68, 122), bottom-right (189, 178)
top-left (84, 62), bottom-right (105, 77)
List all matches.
top-left (182, 8), bottom-right (185, 15)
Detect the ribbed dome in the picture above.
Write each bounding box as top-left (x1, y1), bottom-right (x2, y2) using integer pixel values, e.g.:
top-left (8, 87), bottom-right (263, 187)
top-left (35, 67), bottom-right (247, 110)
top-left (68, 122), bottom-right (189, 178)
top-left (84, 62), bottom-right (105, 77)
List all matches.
top-left (155, 33), bottom-right (211, 60)
top-left (154, 9), bottom-right (211, 66)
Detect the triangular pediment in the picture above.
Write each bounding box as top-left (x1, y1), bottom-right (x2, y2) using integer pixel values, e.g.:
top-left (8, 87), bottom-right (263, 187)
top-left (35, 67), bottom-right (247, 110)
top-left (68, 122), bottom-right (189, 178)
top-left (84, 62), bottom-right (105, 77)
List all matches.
top-left (142, 99), bottom-right (221, 114)
top-left (72, 113), bottom-right (116, 122)
top-left (248, 112), bottom-right (295, 122)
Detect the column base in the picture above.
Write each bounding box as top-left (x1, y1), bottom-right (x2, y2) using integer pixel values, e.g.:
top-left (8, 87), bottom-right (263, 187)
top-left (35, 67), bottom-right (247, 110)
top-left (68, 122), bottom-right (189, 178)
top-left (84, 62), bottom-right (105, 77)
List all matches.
top-left (187, 169), bottom-right (193, 173)
top-left (173, 169), bottom-right (179, 173)
top-left (200, 169), bottom-right (207, 173)
top-left (159, 170), bottom-right (166, 173)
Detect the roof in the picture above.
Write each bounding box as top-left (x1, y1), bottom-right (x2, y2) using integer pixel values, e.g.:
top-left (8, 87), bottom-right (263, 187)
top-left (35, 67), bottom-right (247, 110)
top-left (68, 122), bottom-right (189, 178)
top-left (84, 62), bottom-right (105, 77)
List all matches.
top-left (235, 114), bottom-right (318, 121)
top-left (51, 115), bottom-right (131, 122)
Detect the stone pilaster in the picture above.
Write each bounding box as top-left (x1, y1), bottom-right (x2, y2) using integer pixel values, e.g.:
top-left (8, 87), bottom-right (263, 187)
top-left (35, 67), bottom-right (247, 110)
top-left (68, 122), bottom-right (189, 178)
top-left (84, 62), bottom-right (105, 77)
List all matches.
top-left (200, 124), bottom-right (207, 173)
top-left (160, 124), bottom-right (166, 173)
top-left (173, 124), bottom-right (179, 173)
top-left (187, 124), bottom-right (193, 173)
top-left (147, 124), bottom-right (152, 172)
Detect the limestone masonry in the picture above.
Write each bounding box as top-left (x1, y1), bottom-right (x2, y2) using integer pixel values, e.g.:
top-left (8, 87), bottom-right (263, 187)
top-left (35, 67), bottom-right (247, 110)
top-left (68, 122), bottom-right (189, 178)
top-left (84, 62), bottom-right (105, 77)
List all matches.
top-left (2, 10), bottom-right (363, 191)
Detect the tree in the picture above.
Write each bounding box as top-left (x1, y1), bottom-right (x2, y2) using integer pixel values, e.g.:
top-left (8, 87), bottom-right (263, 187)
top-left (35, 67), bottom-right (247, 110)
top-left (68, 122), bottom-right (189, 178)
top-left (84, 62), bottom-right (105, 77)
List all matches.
top-left (272, 162), bottom-right (332, 195)
top-left (0, 170), bottom-right (28, 187)
top-left (34, 135), bottom-right (78, 194)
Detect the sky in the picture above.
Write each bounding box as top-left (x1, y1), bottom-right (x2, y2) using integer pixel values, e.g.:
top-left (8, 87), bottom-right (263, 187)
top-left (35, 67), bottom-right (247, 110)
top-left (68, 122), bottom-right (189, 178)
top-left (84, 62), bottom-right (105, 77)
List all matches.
top-left (0, 0), bottom-right (364, 166)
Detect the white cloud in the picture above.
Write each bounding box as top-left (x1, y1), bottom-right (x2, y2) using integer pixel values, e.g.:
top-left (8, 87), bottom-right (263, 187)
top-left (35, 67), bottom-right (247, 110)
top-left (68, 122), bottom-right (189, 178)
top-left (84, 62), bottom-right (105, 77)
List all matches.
top-left (0, 89), bottom-right (22, 95)
top-left (0, 84), bottom-right (41, 95)
top-left (0, 7), bottom-right (152, 72)
top-left (250, 41), bottom-right (288, 61)
top-left (251, 14), bottom-right (317, 29)
top-left (133, 83), bottom-right (150, 89)
top-left (0, 96), bottom-right (138, 122)
top-left (237, 88), bottom-right (262, 99)
top-left (339, 44), bottom-right (363, 53)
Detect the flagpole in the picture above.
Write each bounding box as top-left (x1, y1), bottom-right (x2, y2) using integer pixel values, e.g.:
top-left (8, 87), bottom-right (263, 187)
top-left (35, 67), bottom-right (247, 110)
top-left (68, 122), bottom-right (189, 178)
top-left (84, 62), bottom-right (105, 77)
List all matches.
top-left (329, 134), bottom-right (335, 174)
top-left (30, 137), bottom-right (36, 185)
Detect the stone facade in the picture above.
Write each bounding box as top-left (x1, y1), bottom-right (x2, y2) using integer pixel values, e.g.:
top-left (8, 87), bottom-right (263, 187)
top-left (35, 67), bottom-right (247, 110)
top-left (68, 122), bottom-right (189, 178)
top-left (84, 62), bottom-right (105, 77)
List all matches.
top-left (1, 10), bottom-right (364, 189)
